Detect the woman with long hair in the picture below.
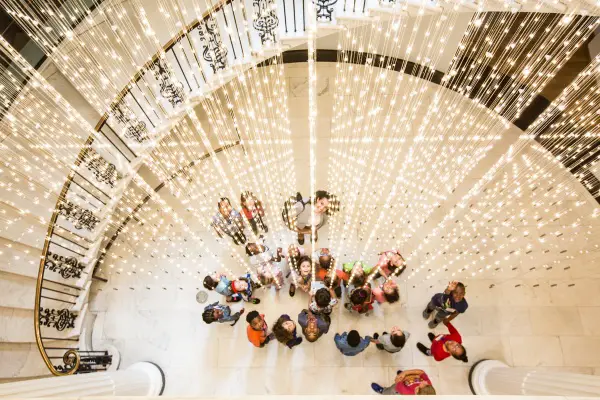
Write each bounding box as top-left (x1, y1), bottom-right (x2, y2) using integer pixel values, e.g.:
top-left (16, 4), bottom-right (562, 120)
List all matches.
top-left (272, 315), bottom-right (302, 348)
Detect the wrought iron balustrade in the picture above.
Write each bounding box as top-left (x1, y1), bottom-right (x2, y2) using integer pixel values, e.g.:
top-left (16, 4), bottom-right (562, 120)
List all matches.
top-left (24, 0), bottom-right (599, 380)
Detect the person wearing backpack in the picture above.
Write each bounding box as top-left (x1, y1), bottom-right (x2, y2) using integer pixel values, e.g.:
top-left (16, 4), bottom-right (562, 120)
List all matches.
top-left (282, 191), bottom-right (338, 245)
top-left (211, 197), bottom-right (246, 245)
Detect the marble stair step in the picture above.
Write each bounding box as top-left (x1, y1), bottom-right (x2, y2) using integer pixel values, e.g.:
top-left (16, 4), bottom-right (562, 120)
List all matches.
top-left (0, 307), bottom-right (36, 343)
top-left (0, 272), bottom-right (36, 310)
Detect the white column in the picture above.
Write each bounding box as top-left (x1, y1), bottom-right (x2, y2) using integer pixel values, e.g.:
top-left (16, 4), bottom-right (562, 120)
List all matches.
top-left (470, 359), bottom-right (600, 397)
top-left (0, 362), bottom-right (164, 398)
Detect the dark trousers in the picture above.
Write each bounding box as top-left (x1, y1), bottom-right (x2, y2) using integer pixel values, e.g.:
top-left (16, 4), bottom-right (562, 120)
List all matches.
top-left (425, 301), bottom-right (452, 324)
top-left (334, 285), bottom-right (342, 298)
top-left (249, 215), bottom-right (268, 235)
top-left (229, 231), bottom-right (247, 245)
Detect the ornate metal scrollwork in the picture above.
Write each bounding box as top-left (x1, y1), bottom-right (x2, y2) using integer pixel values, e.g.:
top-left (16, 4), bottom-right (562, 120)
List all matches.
top-left (53, 349), bottom-right (79, 374)
top-left (52, 350), bottom-right (113, 374)
top-left (57, 201), bottom-right (100, 231)
top-left (39, 308), bottom-right (76, 331)
top-left (111, 102), bottom-right (149, 143)
top-left (196, 16), bottom-right (228, 73)
top-left (44, 251), bottom-right (85, 279)
top-left (150, 57), bottom-right (186, 107)
top-left (313, 0), bottom-right (338, 21)
top-left (83, 148), bottom-right (122, 188)
top-left (253, 0), bottom-right (279, 45)
top-left (78, 352), bottom-right (113, 371)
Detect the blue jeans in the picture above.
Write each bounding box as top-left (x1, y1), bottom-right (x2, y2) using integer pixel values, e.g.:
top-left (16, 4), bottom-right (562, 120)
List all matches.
top-left (218, 307), bottom-right (241, 323)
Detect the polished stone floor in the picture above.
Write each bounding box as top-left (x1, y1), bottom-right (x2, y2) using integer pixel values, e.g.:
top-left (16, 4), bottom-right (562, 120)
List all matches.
top-left (88, 62), bottom-right (600, 396)
top-left (89, 245), bottom-right (600, 396)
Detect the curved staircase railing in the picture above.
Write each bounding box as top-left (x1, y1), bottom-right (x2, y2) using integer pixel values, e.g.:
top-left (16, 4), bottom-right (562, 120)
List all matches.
top-left (34, 137), bottom-right (113, 375)
top-left (26, 0), bottom-right (600, 376)
top-left (32, 0), bottom-right (277, 375)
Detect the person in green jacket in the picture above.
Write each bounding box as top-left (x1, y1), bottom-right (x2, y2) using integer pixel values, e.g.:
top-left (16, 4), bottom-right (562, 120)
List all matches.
top-left (342, 260), bottom-right (373, 287)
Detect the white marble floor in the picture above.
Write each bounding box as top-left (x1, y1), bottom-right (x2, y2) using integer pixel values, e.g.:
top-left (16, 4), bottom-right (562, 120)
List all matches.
top-left (89, 259), bottom-right (600, 396)
top-left (86, 62), bottom-right (600, 396)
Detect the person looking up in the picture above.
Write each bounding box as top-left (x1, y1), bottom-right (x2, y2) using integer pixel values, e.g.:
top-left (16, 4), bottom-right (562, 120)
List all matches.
top-left (298, 309), bottom-right (330, 342)
top-left (371, 369), bottom-right (436, 395)
top-left (372, 279), bottom-right (400, 305)
top-left (272, 314), bottom-right (303, 348)
top-left (211, 197), bottom-right (246, 245)
top-left (203, 272), bottom-right (260, 304)
top-left (240, 191), bottom-right (268, 235)
top-left (282, 191), bottom-right (339, 245)
top-left (202, 301), bottom-right (245, 326)
top-left (289, 255), bottom-right (313, 296)
top-left (371, 326), bottom-right (410, 353)
top-left (246, 311), bottom-right (274, 348)
top-left (422, 281), bottom-right (468, 329)
top-left (416, 320), bottom-right (468, 363)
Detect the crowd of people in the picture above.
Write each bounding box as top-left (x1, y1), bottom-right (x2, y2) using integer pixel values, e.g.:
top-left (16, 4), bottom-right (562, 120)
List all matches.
top-left (204, 190), bottom-right (469, 395)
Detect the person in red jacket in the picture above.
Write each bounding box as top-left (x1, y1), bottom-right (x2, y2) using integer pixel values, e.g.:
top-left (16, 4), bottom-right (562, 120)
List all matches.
top-left (416, 320), bottom-right (468, 363)
top-left (240, 191), bottom-right (268, 235)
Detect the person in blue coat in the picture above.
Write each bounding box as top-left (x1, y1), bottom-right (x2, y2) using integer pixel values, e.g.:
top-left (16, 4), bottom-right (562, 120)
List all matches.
top-left (334, 330), bottom-right (372, 356)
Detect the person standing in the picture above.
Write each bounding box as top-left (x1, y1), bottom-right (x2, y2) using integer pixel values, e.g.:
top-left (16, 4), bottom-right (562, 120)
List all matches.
top-left (240, 191), bottom-right (268, 235)
top-left (202, 302), bottom-right (244, 326)
top-left (371, 369), bottom-right (436, 395)
top-left (246, 242), bottom-right (284, 289)
top-left (416, 320), bottom-right (468, 363)
top-left (313, 248), bottom-right (332, 277)
top-left (314, 248), bottom-right (345, 298)
top-left (372, 326), bottom-right (410, 353)
top-left (285, 244), bottom-right (306, 297)
top-left (282, 191), bottom-right (338, 245)
top-left (373, 250), bottom-right (406, 279)
top-left (246, 311), bottom-right (275, 348)
top-left (309, 287), bottom-right (338, 316)
top-left (298, 309), bottom-right (330, 342)
top-left (342, 260), bottom-right (372, 288)
top-left (334, 330), bottom-right (372, 356)
top-left (344, 286), bottom-right (374, 315)
top-left (372, 279), bottom-right (400, 305)
top-left (289, 255), bottom-right (313, 297)
top-left (323, 272), bottom-right (344, 299)
top-left (212, 197), bottom-right (246, 245)
top-left (422, 281), bottom-right (468, 329)
top-left (272, 314), bottom-right (303, 348)
top-left (203, 272), bottom-right (261, 304)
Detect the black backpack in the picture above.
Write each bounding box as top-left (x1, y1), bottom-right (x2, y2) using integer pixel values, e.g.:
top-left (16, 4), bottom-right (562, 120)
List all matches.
top-left (281, 192), bottom-right (308, 230)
